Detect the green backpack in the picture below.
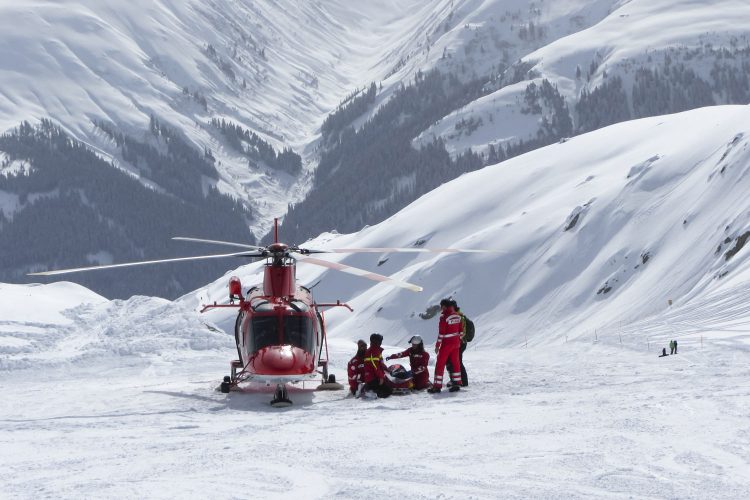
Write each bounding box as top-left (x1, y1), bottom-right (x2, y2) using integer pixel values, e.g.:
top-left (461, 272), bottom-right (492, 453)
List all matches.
top-left (463, 316), bottom-right (475, 342)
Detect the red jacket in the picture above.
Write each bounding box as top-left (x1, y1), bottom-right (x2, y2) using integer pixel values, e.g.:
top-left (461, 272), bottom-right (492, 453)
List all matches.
top-left (389, 348), bottom-right (430, 377)
top-left (363, 345), bottom-right (387, 383)
top-left (347, 354), bottom-right (365, 393)
top-left (437, 307), bottom-right (462, 352)
top-left (389, 347), bottom-right (430, 389)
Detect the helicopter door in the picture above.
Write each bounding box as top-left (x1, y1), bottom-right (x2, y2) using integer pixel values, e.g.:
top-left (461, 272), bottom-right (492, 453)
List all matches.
top-left (234, 310), bottom-right (245, 361)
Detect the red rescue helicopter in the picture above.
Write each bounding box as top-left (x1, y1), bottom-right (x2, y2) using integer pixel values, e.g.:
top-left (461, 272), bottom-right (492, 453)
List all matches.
top-left (30, 219), bottom-right (493, 406)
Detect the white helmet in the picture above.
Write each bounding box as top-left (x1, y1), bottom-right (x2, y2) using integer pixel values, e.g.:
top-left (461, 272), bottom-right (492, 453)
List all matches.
top-left (408, 335), bottom-right (423, 345)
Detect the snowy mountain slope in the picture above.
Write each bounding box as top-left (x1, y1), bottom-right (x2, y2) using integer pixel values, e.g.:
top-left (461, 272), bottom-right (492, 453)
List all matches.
top-left (0, 0), bottom-right (703, 239)
top-left (0, 0), bottom-right (479, 298)
top-left (189, 105), bottom-right (750, 353)
top-left (381, 0), bottom-right (621, 87)
top-left (337, 105), bottom-right (750, 346)
top-left (278, 0), bottom-right (750, 246)
top-left (4, 0), bottom-right (747, 260)
top-left (0, 0), bottom-right (451, 236)
top-left (523, 0), bottom-right (750, 86)
top-left (417, 0), bottom-right (750, 158)
top-left (362, 0), bottom-right (618, 155)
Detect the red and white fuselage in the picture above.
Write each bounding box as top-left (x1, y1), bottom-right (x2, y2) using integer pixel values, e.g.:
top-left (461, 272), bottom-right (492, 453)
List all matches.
top-left (205, 255), bottom-right (343, 386)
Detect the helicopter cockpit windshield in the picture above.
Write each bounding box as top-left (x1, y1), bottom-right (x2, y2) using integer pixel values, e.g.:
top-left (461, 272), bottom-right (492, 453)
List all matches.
top-left (247, 311), bottom-right (316, 355)
top-left (249, 316), bottom-right (277, 352)
top-left (284, 315), bottom-right (315, 353)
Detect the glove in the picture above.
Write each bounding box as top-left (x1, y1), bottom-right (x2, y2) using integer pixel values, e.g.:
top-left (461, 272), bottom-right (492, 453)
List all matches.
top-left (385, 355), bottom-right (392, 361)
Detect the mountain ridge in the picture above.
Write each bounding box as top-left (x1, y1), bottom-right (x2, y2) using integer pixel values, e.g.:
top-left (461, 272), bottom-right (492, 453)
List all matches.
top-left (3, 0), bottom-right (750, 299)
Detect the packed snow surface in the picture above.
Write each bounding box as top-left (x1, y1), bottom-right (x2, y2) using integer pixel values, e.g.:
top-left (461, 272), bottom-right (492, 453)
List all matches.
top-left (3, 105), bottom-right (750, 497)
top-left (1, 298), bottom-right (749, 498)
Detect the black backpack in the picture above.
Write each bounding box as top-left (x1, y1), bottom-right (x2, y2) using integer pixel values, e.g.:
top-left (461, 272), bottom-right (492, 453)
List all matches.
top-left (463, 316), bottom-right (475, 342)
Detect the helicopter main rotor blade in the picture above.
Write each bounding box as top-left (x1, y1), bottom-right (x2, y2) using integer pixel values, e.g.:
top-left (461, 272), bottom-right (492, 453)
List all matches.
top-left (292, 253), bottom-right (423, 292)
top-left (300, 247), bottom-right (504, 254)
top-left (27, 251), bottom-right (264, 276)
top-left (338, 247), bottom-right (498, 253)
top-left (172, 237), bottom-right (265, 252)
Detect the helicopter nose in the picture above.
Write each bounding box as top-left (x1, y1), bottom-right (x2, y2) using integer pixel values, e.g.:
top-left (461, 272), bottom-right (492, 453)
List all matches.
top-left (250, 345), bottom-right (313, 375)
top-left (262, 345), bottom-right (296, 371)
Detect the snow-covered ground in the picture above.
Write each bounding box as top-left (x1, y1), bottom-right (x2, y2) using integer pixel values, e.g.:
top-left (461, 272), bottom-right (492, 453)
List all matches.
top-left (2, 302), bottom-right (748, 498)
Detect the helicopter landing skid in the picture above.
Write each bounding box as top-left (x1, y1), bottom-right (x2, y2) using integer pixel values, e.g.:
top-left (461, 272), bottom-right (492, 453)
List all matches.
top-left (218, 360), bottom-right (249, 393)
top-left (270, 384), bottom-right (293, 407)
top-left (316, 373), bottom-right (344, 391)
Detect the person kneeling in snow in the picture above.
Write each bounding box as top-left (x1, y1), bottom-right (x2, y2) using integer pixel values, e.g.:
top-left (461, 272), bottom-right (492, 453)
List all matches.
top-left (386, 335), bottom-right (431, 390)
top-left (347, 340), bottom-right (367, 396)
top-left (362, 333), bottom-right (392, 398)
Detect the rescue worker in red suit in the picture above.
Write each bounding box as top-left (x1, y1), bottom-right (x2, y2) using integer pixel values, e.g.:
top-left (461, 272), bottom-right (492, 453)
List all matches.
top-left (428, 299), bottom-right (463, 393)
top-left (347, 339), bottom-right (367, 395)
top-left (386, 335), bottom-right (431, 390)
top-left (362, 333), bottom-right (392, 398)
top-left (446, 300), bottom-right (468, 387)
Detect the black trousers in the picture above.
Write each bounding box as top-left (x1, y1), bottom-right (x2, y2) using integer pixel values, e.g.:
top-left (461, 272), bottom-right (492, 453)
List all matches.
top-left (364, 379), bottom-right (392, 398)
top-left (446, 342), bottom-right (468, 386)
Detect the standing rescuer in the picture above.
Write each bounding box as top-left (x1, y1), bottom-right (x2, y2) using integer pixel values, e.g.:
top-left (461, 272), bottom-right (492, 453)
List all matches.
top-left (446, 299), bottom-right (469, 387)
top-left (428, 299), bottom-right (463, 393)
top-left (347, 340), bottom-right (367, 395)
top-left (386, 335), bottom-right (431, 390)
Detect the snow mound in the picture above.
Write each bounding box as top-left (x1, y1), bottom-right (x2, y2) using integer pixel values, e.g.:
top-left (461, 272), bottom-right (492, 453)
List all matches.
top-left (0, 281), bottom-right (105, 323)
top-left (0, 285), bottom-right (231, 372)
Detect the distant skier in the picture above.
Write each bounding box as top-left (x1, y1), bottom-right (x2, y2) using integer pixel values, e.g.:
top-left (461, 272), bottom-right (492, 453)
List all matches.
top-left (674, 340), bottom-right (678, 354)
top-left (362, 333), bottom-right (392, 398)
top-left (386, 335), bottom-right (431, 390)
top-left (669, 340), bottom-right (675, 355)
top-left (428, 299), bottom-right (463, 393)
top-left (659, 347), bottom-right (669, 357)
top-left (347, 339), bottom-right (367, 396)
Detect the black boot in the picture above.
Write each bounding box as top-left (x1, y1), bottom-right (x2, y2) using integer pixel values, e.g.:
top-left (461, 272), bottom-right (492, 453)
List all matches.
top-left (449, 385), bottom-right (460, 392)
top-left (427, 386), bottom-right (442, 394)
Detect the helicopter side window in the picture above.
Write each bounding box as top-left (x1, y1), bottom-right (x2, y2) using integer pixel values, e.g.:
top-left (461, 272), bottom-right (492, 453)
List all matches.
top-left (283, 315), bottom-right (314, 354)
top-left (249, 315), bottom-right (278, 354)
